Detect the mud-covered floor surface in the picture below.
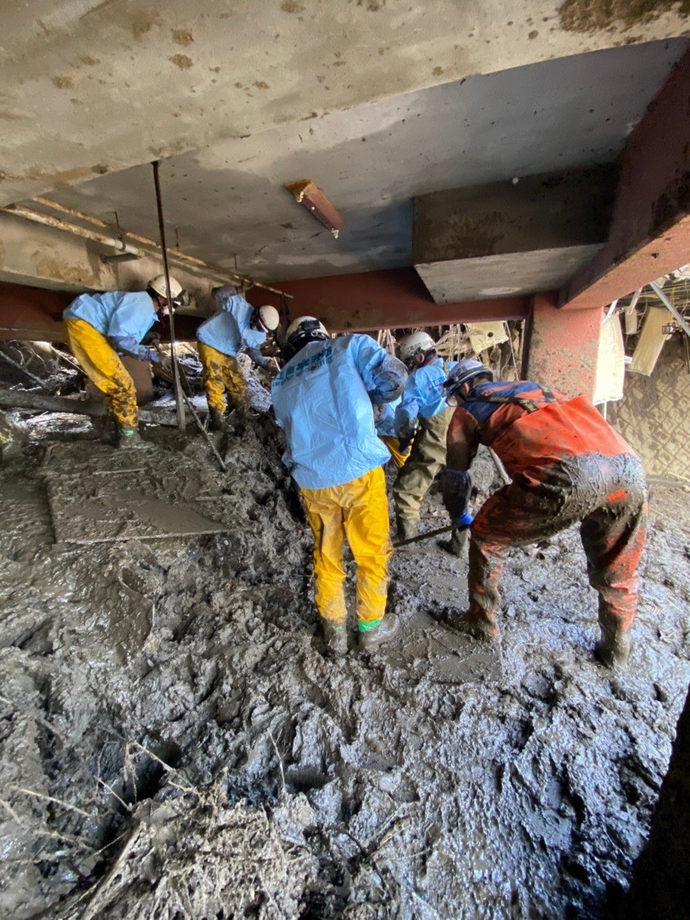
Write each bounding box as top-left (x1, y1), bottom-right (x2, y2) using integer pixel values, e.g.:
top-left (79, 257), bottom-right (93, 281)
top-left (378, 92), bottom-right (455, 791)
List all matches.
top-left (1, 416), bottom-right (689, 919)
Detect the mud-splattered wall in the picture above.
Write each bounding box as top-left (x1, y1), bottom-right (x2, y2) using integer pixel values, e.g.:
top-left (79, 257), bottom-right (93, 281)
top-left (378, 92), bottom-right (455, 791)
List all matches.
top-left (609, 337), bottom-right (690, 482)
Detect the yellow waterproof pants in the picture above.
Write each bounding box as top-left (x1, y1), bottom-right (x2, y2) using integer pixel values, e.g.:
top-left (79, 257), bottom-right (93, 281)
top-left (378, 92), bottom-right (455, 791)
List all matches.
top-left (301, 466), bottom-right (391, 630)
top-left (197, 342), bottom-right (249, 417)
top-left (65, 318), bottom-right (138, 429)
top-left (379, 435), bottom-right (411, 469)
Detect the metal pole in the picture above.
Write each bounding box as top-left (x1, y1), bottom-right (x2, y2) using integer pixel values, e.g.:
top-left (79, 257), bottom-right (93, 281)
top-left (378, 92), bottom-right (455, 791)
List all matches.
top-left (650, 281), bottom-right (690, 340)
top-left (152, 160), bottom-right (186, 433)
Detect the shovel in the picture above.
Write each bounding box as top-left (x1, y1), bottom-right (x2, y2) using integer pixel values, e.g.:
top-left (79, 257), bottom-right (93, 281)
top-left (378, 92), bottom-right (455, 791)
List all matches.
top-left (393, 512), bottom-right (474, 548)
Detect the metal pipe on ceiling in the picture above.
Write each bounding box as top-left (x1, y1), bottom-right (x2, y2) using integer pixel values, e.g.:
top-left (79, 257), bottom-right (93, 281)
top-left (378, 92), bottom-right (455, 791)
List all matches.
top-left (1, 204), bottom-right (140, 257)
top-left (29, 196), bottom-right (292, 299)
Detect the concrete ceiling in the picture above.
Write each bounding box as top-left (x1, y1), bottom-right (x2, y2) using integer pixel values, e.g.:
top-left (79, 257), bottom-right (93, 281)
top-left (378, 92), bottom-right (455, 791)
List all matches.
top-left (1, 1), bottom-right (689, 320)
top-left (22, 38), bottom-right (688, 287)
top-left (2, 0), bottom-right (688, 209)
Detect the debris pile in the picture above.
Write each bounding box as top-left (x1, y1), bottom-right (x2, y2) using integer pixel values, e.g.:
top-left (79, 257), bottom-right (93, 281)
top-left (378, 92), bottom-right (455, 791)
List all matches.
top-left (61, 780), bottom-right (318, 920)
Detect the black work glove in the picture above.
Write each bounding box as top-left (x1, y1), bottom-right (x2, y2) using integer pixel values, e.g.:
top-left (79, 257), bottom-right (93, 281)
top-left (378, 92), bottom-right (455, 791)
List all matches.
top-left (439, 469), bottom-right (472, 522)
top-left (397, 422), bottom-right (418, 454)
top-left (142, 330), bottom-right (161, 348)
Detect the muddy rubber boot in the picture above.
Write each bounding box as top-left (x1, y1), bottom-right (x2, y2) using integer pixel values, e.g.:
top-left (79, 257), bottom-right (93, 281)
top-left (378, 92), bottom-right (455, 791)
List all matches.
top-left (209, 408), bottom-right (230, 433)
top-left (359, 614), bottom-right (400, 651)
top-left (438, 528), bottom-right (468, 557)
top-left (447, 610), bottom-right (500, 642)
top-left (230, 410), bottom-right (248, 438)
top-left (395, 518), bottom-right (418, 552)
top-left (595, 624), bottom-right (631, 670)
top-left (321, 621), bottom-right (348, 658)
top-left (117, 427), bottom-right (149, 449)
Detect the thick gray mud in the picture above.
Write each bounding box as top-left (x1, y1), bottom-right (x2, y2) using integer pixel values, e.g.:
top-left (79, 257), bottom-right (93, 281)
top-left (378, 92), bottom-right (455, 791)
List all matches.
top-left (0, 419), bottom-right (689, 919)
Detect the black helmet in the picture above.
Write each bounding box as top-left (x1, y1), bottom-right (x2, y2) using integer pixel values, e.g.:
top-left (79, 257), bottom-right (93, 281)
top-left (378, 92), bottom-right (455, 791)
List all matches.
top-left (443, 358), bottom-right (493, 401)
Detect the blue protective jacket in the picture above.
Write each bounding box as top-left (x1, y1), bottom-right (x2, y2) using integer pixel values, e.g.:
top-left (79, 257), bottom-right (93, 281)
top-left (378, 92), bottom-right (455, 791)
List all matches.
top-left (63, 291), bottom-right (158, 362)
top-left (272, 334), bottom-right (408, 490)
top-left (394, 356), bottom-right (454, 436)
top-left (196, 290), bottom-right (268, 366)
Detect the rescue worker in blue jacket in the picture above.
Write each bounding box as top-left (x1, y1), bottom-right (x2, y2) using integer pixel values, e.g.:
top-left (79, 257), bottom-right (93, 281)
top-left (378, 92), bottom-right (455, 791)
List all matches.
top-left (196, 285), bottom-right (280, 433)
top-left (392, 332), bottom-right (454, 542)
top-left (63, 275), bottom-right (182, 447)
top-left (272, 317), bottom-right (408, 656)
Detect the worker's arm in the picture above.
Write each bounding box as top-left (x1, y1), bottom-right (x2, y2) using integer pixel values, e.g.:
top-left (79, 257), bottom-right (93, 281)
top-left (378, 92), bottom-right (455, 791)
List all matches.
top-left (439, 407), bottom-right (479, 523)
top-left (244, 346), bottom-right (276, 374)
top-left (446, 406), bottom-right (480, 471)
top-left (393, 369), bottom-right (428, 440)
top-left (352, 336), bottom-right (408, 403)
top-left (212, 286), bottom-right (242, 312)
top-left (107, 334), bottom-right (159, 363)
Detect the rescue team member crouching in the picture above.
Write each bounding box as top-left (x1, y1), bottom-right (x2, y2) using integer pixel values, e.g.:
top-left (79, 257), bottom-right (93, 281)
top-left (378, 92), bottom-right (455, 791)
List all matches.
top-left (440, 358), bottom-right (648, 669)
top-left (196, 285), bottom-right (280, 434)
top-left (63, 275), bottom-right (182, 447)
top-left (272, 317), bottom-right (408, 657)
top-left (392, 332), bottom-right (454, 542)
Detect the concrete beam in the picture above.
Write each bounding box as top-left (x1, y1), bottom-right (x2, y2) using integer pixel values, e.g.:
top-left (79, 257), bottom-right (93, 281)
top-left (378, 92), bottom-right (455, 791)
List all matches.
top-left (414, 166), bottom-right (616, 302)
top-left (561, 47), bottom-right (690, 310)
top-left (256, 268), bottom-right (530, 332)
top-left (524, 291), bottom-right (601, 397)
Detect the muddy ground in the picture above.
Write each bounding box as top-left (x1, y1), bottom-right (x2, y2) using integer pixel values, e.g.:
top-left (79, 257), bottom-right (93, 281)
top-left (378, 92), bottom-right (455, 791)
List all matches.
top-left (0, 398), bottom-right (689, 918)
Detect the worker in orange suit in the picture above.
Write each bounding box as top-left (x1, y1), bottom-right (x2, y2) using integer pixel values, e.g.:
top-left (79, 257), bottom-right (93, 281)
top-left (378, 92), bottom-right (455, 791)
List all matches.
top-left (440, 358), bottom-right (647, 669)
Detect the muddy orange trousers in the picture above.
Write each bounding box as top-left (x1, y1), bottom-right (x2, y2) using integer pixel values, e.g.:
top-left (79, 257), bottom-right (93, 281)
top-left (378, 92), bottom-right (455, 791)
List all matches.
top-left (65, 318), bottom-right (138, 429)
top-left (301, 466), bottom-right (392, 630)
top-left (197, 342), bottom-right (249, 417)
top-left (469, 454), bottom-right (647, 634)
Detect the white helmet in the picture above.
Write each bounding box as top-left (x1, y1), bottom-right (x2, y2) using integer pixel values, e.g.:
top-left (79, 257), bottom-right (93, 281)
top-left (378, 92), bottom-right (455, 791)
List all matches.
top-left (285, 316), bottom-right (329, 357)
top-left (148, 274), bottom-right (183, 302)
top-left (399, 331), bottom-right (436, 366)
top-left (257, 304), bottom-right (280, 332)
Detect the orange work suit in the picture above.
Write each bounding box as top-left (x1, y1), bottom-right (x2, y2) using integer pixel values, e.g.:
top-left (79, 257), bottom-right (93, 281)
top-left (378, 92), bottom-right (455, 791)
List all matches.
top-left (447, 381), bottom-right (647, 637)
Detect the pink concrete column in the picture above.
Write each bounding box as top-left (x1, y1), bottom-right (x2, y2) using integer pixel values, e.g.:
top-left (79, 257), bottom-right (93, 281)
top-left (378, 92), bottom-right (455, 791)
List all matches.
top-left (524, 292), bottom-right (602, 399)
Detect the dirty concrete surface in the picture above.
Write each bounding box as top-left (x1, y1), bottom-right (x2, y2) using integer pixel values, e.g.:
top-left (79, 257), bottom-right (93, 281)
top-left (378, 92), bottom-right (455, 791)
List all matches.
top-left (0, 390), bottom-right (689, 918)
